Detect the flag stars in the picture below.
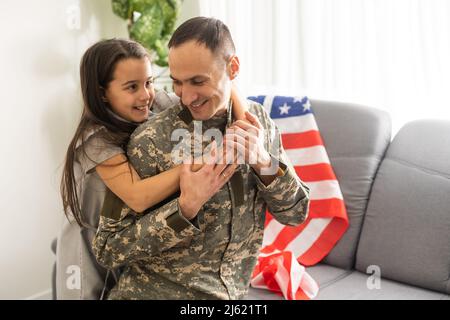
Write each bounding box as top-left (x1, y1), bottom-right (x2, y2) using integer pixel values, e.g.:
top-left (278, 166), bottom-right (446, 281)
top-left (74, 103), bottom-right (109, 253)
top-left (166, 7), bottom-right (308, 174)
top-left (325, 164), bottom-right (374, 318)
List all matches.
top-left (293, 96), bottom-right (303, 104)
top-left (279, 103), bottom-right (291, 115)
top-left (303, 100), bottom-right (311, 111)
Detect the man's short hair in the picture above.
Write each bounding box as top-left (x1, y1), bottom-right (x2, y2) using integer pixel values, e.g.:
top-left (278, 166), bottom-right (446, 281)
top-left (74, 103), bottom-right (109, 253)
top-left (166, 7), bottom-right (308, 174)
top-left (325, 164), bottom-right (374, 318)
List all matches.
top-left (168, 16), bottom-right (236, 62)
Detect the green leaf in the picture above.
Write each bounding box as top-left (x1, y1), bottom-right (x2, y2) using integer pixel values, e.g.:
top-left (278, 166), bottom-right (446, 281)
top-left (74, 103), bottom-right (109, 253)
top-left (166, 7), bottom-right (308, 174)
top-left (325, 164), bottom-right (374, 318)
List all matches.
top-left (111, 0), bottom-right (131, 19)
top-left (129, 6), bottom-right (163, 47)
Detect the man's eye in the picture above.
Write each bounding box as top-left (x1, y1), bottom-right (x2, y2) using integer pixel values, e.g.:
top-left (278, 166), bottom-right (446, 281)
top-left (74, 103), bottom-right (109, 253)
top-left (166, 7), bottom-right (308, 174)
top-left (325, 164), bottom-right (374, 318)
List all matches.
top-left (192, 81), bottom-right (204, 86)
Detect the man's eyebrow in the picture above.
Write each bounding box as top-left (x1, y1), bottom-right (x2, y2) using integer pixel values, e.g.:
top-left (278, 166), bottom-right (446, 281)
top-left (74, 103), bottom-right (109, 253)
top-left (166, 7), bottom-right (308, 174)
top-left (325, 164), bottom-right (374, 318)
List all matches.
top-left (121, 76), bottom-right (153, 86)
top-left (169, 75), bottom-right (208, 82)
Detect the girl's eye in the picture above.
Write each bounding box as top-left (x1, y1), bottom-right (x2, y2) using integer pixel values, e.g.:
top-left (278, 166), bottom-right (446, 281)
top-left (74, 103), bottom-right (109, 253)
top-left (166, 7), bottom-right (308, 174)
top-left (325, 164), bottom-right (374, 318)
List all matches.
top-left (127, 84), bottom-right (137, 91)
top-left (145, 80), bottom-right (153, 87)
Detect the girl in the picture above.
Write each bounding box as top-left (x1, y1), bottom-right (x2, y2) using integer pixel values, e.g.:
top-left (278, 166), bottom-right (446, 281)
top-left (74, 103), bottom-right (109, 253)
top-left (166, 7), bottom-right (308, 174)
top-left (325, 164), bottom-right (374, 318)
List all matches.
top-left (56, 38), bottom-right (245, 299)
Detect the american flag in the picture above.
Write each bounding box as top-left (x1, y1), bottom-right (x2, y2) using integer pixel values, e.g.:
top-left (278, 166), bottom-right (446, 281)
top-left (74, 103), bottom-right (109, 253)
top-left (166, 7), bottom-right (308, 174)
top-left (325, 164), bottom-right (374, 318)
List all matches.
top-left (248, 95), bottom-right (349, 300)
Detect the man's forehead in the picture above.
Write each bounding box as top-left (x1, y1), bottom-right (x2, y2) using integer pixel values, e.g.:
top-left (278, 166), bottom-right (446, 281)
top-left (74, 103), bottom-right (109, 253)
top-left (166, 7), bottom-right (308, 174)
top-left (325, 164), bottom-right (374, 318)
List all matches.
top-left (169, 44), bottom-right (221, 80)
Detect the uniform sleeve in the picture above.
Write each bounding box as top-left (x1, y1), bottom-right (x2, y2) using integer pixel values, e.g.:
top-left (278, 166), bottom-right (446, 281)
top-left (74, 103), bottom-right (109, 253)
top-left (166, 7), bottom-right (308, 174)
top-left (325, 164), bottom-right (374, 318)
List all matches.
top-left (151, 90), bottom-right (180, 114)
top-left (251, 102), bottom-right (311, 226)
top-left (92, 199), bottom-right (201, 269)
top-left (91, 129), bottom-right (201, 269)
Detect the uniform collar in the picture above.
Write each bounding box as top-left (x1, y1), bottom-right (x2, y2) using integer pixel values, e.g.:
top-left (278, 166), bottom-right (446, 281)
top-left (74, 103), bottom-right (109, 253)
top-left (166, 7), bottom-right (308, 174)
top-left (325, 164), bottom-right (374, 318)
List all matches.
top-left (177, 100), bottom-right (234, 130)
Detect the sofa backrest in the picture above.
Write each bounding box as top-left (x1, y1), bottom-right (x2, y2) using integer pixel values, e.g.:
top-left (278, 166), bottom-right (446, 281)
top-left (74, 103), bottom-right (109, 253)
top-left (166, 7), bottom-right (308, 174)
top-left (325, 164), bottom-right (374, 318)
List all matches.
top-left (310, 100), bottom-right (391, 269)
top-left (355, 120), bottom-right (450, 294)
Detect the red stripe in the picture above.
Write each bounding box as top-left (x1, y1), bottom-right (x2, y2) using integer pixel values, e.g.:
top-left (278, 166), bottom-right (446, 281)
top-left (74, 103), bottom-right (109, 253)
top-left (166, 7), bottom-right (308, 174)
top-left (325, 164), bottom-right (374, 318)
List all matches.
top-left (294, 164), bottom-right (337, 182)
top-left (261, 199), bottom-right (347, 253)
top-left (264, 211), bottom-right (273, 228)
top-left (260, 254), bottom-right (285, 297)
top-left (256, 251), bottom-right (312, 300)
top-left (281, 130), bottom-right (323, 149)
top-left (261, 220), bottom-right (311, 254)
top-left (295, 289), bottom-right (310, 300)
top-left (298, 218), bottom-right (349, 266)
top-left (309, 198), bottom-right (348, 220)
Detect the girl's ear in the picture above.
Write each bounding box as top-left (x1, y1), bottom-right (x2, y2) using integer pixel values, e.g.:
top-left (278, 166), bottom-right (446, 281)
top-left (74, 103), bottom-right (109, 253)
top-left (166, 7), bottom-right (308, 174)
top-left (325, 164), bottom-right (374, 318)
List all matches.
top-left (99, 86), bottom-right (108, 102)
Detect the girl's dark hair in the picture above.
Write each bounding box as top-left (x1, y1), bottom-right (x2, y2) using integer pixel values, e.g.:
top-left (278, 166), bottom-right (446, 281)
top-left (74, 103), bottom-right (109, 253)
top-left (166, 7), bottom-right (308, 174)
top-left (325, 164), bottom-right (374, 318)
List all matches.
top-left (61, 38), bottom-right (149, 227)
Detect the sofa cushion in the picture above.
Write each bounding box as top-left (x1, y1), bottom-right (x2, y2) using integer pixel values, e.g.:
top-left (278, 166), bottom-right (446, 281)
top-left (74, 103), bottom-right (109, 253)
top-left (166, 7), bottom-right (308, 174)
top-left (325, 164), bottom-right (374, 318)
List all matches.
top-left (310, 100), bottom-right (391, 269)
top-left (356, 120), bottom-right (450, 294)
top-left (245, 266), bottom-right (449, 300)
top-left (314, 271), bottom-right (450, 300)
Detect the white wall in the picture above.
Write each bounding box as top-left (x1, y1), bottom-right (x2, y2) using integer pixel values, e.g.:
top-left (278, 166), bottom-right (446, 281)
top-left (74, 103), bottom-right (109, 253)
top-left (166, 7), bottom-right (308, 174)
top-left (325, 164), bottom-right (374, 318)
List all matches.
top-left (0, 0), bottom-right (129, 299)
top-left (0, 0), bottom-right (201, 301)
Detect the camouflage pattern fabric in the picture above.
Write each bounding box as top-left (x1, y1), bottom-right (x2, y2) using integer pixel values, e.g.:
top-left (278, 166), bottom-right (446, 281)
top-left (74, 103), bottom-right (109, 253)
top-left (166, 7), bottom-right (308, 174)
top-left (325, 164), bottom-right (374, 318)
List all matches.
top-left (92, 100), bottom-right (310, 299)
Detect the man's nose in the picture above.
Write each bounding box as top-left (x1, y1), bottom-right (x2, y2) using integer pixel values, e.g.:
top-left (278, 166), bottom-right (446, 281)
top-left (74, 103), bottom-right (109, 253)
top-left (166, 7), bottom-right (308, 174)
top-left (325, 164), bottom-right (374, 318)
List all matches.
top-left (180, 86), bottom-right (199, 106)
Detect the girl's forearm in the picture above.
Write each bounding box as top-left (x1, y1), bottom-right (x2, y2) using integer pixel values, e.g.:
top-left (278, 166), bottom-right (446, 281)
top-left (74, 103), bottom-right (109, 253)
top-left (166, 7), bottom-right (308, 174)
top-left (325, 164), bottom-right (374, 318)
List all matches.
top-left (130, 165), bottom-right (182, 212)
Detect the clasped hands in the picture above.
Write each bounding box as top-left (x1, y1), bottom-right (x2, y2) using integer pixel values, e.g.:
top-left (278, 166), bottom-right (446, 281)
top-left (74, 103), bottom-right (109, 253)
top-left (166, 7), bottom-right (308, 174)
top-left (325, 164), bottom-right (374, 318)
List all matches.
top-left (179, 111), bottom-right (272, 220)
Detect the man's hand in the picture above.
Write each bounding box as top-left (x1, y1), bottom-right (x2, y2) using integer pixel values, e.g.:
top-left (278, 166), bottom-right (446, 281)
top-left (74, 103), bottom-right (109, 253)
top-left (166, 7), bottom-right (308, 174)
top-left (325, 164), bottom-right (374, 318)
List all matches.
top-left (225, 111), bottom-right (280, 186)
top-left (225, 111), bottom-right (272, 173)
top-left (178, 141), bottom-right (238, 220)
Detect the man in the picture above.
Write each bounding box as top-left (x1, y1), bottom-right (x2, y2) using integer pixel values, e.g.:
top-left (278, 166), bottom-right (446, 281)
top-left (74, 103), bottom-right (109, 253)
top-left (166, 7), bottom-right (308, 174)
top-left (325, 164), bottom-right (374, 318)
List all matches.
top-left (92, 17), bottom-right (310, 299)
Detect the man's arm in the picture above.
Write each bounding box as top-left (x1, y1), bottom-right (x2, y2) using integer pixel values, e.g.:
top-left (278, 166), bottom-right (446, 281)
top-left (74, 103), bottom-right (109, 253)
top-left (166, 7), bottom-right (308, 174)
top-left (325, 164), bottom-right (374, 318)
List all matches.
top-left (92, 197), bottom-right (201, 269)
top-left (228, 103), bottom-right (310, 226)
top-left (257, 109), bottom-right (310, 226)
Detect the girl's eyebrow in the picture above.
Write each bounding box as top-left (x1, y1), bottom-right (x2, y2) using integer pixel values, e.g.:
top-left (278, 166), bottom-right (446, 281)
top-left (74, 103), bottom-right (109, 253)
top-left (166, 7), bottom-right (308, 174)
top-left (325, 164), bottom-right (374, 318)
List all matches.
top-left (121, 76), bottom-right (153, 86)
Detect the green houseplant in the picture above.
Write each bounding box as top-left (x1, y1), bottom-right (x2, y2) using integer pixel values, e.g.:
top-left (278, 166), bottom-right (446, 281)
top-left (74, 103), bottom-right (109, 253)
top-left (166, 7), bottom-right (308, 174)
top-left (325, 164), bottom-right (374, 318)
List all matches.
top-left (111, 0), bottom-right (182, 67)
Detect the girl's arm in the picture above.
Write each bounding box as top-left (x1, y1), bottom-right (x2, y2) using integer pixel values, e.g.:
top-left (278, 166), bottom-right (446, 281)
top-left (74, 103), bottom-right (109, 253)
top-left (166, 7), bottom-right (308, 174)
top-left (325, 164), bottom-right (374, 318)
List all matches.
top-left (96, 155), bottom-right (181, 213)
top-left (231, 82), bottom-right (248, 121)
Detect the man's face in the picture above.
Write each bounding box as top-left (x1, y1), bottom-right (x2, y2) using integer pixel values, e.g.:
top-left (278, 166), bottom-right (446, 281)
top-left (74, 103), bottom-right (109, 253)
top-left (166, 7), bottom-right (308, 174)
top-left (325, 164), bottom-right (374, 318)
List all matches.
top-left (169, 40), bottom-right (237, 121)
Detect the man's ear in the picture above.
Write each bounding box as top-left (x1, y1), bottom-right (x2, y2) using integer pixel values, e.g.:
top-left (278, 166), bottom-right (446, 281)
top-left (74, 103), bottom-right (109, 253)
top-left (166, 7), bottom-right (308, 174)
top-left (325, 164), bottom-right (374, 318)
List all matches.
top-left (227, 55), bottom-right (240, 80)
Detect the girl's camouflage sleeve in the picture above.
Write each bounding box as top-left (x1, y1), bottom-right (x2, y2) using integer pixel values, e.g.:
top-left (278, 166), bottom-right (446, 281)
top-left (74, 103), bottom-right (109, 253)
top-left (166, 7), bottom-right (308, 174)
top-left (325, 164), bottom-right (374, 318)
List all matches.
top-left (92, 134), bottom-right (200, 269)
top-left (250, 102), bottom-right (311, 226)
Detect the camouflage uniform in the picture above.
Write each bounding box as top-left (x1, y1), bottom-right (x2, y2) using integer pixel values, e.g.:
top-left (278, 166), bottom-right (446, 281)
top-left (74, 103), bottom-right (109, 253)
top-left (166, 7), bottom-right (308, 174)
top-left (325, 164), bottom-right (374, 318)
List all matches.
top-left (92, 100), bottom-right (310, 300)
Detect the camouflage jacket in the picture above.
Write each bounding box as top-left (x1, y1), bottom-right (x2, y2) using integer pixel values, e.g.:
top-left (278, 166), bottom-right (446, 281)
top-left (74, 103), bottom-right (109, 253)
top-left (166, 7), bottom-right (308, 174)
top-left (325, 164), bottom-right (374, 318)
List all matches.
top-left (92, 100), bottom-right (310, 300)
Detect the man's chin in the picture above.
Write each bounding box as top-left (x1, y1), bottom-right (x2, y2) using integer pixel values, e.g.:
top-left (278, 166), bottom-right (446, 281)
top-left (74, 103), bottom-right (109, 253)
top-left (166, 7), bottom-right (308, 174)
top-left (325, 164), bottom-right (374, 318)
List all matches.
top-left (188, 108), bottom-right (213, 121)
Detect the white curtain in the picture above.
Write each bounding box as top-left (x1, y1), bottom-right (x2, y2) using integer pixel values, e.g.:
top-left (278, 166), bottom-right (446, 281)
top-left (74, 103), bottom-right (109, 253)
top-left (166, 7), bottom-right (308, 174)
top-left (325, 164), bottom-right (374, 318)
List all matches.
top-left (198, 0), bottom-right (450, 133)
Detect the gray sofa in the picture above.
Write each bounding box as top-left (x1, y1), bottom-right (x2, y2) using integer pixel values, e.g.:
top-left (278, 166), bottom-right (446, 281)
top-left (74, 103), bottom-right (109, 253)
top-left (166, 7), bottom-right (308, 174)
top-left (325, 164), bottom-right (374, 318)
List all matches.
top-left (246, 99), bottom-right (450, 300)
top-left (52, 99), bottom-right (450, 300)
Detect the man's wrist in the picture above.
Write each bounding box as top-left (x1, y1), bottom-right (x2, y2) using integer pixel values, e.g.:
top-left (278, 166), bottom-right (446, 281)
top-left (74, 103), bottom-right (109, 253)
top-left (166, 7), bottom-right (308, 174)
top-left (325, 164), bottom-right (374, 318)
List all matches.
top-left (251, 152), bottom-right (272, 174)
top-left (179, 195), bottom-right (200, 220)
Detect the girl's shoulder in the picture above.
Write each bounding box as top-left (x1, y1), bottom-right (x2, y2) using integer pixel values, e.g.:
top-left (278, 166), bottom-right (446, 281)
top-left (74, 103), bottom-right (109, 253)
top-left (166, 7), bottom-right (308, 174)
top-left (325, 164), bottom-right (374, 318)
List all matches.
top-left (75, 125), bottom-right (104, 149)
top-left (76, 125), bottom-right (124, 174)
top-left (151, 90), bottom-right (180, 113)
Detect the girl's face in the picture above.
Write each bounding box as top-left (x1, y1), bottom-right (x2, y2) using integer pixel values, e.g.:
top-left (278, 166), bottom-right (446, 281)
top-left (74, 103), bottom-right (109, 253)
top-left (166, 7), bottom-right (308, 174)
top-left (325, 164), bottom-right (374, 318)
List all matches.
top-left (104, 57), bottom-right (155, 123)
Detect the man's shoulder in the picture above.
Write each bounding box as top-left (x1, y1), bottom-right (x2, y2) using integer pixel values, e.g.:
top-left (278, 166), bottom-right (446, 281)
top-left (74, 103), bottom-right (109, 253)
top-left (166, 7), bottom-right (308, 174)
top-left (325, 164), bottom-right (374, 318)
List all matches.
top-left (130, 103), bottom-right (183, 144)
